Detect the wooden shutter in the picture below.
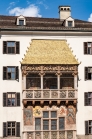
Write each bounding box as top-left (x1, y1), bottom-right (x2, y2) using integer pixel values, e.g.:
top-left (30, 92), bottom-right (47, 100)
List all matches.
top-left (85, 67), bottom-right (88, 80)
top-left (16, 42), bottom-right (20, 54)
top-left (16, 66), bottom-right (19, 81)
top-left (85, 121), bottom-right (88, 135)
top-left (84, 42), bottom-right (87, 54)
top-left (16, 93), bottom-right (20, 106)
top-left (84, 92), bottom-right (88, 106)
top-left (3, 67), bottom-right (7, 80)
top-left (3, 41), bottom-right (7, 54)
top-left (3, 93), bottom-right (7, 106)
top-left (16, 122), bottom-right (20, 137)
top-left (3, 122), bottom-right (7, 137)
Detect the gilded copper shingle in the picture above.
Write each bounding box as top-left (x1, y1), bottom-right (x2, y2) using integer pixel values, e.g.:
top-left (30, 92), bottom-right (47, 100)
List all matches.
top-left (21, 40), bottom-right (79, 64)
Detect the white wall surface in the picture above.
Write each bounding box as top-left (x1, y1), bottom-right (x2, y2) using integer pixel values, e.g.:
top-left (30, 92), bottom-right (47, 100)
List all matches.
top-left (0, 34), bottom-right (92, 137)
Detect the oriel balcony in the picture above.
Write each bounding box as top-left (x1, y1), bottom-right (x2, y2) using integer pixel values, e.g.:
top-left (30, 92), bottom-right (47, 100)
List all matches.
top-left (22, 73), bottom-right (78, 105)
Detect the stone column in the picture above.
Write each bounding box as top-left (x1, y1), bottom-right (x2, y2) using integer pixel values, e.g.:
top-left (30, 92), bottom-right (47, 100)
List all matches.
top-left (74, 74), bottom-right (77, 90)
top-left (22, 69), bottom-right (27, 90)
top-left (41, 74), bottom-right (43, 89)
top-left (39, 72), bottom-right (45, 89)
top-left (56, 72), bottom-right (62, 90)
top-left (72, 71), bottom-right (78, 90)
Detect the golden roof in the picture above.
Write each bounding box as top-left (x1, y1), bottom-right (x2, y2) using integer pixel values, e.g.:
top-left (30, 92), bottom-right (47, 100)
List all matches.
top-left (21, 39), bottom-right (79, 64)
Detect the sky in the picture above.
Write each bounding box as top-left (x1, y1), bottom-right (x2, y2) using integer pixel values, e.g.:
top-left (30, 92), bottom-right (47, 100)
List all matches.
top-left (0, 0), bottom-right (92, 22)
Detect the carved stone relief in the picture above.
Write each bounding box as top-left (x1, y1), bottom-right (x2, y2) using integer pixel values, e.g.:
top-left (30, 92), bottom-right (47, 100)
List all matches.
top-left (34, 91), bottom-right (41, 98)
top-left (51, 132), bottom-right (57, 139)
top-left (60, 91), bottom-right (66, 98)
top-left (43, 132), bottom-right (49, 139)
top-left (24, 106), bottom-right (33, 125)
top-left (68, 91), bottom-right (75, 98)
top-left (67, 131), bottom-right (73, 139)
top-left (43, 91), bottom-right (50, 98)
top-left (27, 132), bottom-right (33, 139)
top-left (35, 132), bottom-right (41, 139)
top-left (51, 91), bottom-right (58, 98)
top-left (59, 131), bottom-right (65, 139)
top-left (26, 91), bottom-right (33, 98)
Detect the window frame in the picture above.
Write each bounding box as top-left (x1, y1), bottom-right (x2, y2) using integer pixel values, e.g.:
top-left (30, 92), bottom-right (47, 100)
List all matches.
top-left (84, 42), bottom-right (92, 55)
top-left (35, 111), bottom-right (65, 131)
top-left (68, 21), bottom-right (73, 27)
top-left (3, 41), bottom-right (20, 54)
top-left (19, 19), bottom-right (24, 26)
top-left (3, 92), bottom-right (20, 107)
top-left (3, 66), bottom-right (19, 81)
top-left (3, 122), bottom-right (20, 137)
top-left (85, 67), bottom-right (92, 80)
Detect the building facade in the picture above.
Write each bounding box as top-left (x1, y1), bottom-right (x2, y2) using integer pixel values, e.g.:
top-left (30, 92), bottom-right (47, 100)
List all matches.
top-left (0, 5), bottom-right (92, 139)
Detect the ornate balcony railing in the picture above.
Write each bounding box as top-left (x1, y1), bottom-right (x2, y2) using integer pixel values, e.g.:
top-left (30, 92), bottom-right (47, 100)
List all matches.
top-left (23, 89), bottom-right (77, 100)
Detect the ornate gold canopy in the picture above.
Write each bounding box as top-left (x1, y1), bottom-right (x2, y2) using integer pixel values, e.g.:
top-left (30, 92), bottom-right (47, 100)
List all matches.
top-left (21, 39), bottom-right (79, 64)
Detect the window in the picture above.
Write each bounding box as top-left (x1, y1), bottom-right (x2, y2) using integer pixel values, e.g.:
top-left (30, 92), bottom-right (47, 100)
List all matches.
top-left (84, 92), bottom-right (92, 106)
top-left (19, 20), bottom-right (24, 26)
top-left (3, 66), bottom-right (19, 80)
top-left (3, 122), bottom-right (20, 137)
top-left (3, 92), bottom-right (20, 107)
top-left (85, 120), bottom-right (92, 135)
top-left (68, 21), bottom-right (72, 27)
top-left (85, 67), bottom-right (92, 80)
top-left (26, 73), bottom-right (41, 89)
top-left (43, 74), bottom-right (57, 89)
top-left (35, 111), bottom-right (65, 131)
top-left (84, 42), bottom-right (92, 54)
top-left (3, 41), bottom-right (20, 54)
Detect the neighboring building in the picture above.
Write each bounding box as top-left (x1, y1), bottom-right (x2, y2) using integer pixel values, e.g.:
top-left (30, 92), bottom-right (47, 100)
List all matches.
top-left (0, 5), bottom-right (92, 139)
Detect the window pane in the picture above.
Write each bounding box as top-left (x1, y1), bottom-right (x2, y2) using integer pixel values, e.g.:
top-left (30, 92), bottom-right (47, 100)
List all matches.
top-left (11, 73), bottom-right (15, 79)
top-left (8, 47), bottom-right (12, 53)
top-left (12, 122), bottom-right (15, 127)
top-left (19, 20), bottom-right (24, 25)
top-left (89, 127), bottom-right (92, 134)
top-left (51, 111), bottom-right (57, 118)
top-left (8, 122), bottom-right (11, 127)
top-left (35, 118), bottom-right (41, 130)
top-left (7, 68), bottom-right (12, 72)
top-left (59, 117), bottom-right (65, 130)
top-left (43, 111), bottom-right (49, 118)
top-left (11, 98), bottom-right (15, 106)
top-left (43, 120), bottom-right (49, 130)
top-left (11, 47), bottom-right (15, 53)
top-left (7, 42), bottom-right (15, 47)
top-left (8, 94), bottom-right (11, 98)
top-left (89, 121), bottom-right (92, 125)
top-left (8, 98), bottom-right (11, 106)
top-left (8, 128), bottom-right (11, 136)
top-left (11, 68), bottom-right (15, 72)
top-left (51, 120), bottom-right (57, 130)
top-left (68, 21), bottom-right (72, 27)
top-left (12, 128), bottom-right (15, 136)
top-left (12, 94), bottom-right (15, 98)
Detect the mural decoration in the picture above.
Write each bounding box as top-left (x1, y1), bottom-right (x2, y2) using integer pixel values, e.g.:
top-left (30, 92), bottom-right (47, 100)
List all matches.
top-left (24, 106), bottom-right (33, 125)
top-left (33, 106), bottom-right (41, 116)
top-left (59, 106), bottom-right (67, 116)
top-left (67, 105), bottom-right (76, 124)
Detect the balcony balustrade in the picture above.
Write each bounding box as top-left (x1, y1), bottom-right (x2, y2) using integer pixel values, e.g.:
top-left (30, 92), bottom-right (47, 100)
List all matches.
top-left (23, 89), bottom-right (77, 100)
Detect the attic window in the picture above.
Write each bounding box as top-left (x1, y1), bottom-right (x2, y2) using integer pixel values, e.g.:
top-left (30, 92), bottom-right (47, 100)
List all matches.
top-left (19, 20), bottom-right (24, 26)
top-left (68, 21), bottom-right (72, 27)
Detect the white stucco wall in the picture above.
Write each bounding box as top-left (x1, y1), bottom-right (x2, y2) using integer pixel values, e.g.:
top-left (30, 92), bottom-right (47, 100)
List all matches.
top-left (0, 33), bottom-right (92, 137)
